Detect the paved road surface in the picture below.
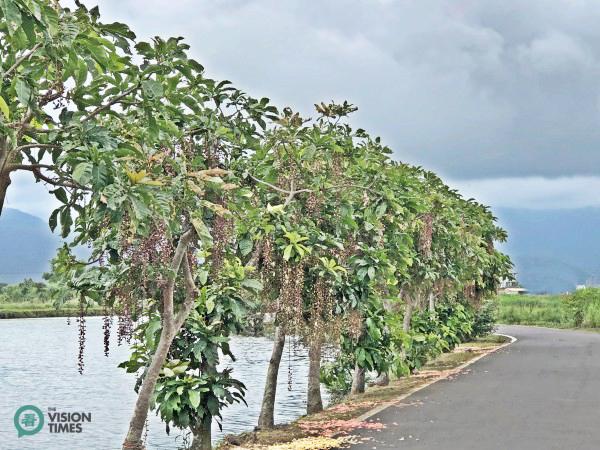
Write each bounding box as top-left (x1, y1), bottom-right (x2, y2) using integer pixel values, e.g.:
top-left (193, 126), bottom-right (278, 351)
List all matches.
top-left (349, 325), bottom-right (600, 450)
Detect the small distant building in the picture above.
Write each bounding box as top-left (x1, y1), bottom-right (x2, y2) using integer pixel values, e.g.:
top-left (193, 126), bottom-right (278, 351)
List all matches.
top-left (499, 276), bottom-right (528, 295)
top-left (501, 286), bottom-right (529, 295)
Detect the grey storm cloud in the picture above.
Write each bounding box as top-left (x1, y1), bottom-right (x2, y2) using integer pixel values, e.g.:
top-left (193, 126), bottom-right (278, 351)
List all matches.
top-left (10, 0), bottom-right (600, 219)
top-left (92, 0), bottom-right (600, 179)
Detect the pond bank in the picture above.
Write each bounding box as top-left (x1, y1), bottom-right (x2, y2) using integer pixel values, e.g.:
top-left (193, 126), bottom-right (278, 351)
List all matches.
top-left (217, 334), bottom-right (512, 450)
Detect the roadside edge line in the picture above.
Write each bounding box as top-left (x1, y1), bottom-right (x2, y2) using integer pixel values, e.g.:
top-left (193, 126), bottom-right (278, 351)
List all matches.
top-left (355, 333), bottom-right (518, 422)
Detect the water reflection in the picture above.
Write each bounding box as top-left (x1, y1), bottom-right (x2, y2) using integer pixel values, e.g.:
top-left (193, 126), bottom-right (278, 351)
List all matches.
top-left (0, 317), bottom-right (329, 449)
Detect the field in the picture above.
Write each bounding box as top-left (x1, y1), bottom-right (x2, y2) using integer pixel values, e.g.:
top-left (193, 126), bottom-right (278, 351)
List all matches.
top-left (497, 288), bottom-right (600, 329)
top-left (497, 294), bottom-right (568, 327)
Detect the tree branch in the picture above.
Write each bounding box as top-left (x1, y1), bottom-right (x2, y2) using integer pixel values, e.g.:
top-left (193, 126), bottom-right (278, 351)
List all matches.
top-left (81, 84), bottom-right (139, 123)
top-left (3, 43), bottom-right (42, 79)
top-left (7, 163), bottom-right (54, 172)
top-left (247, 173), bottom-right (291, 194)
top-left (175, 257), bottom-right (199, 329)
top-left (14, 142), bottom-right (61, 152)
top-left (283, 179), bottom-right (296, 207)
top-left (163, 228), bottom-right (196, 329)
top-left (8, 164), bottom-right (90, 190)
top-left (247, 173), bottom-right (312, 196)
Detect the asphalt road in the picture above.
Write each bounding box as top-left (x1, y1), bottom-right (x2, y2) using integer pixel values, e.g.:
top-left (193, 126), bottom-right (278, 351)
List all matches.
top-left (348, 325), bottom-right (600, 450)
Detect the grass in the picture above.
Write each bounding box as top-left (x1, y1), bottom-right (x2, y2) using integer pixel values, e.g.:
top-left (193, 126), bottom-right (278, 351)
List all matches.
top-left (496, 293), bottom-right (569, 327)
top-left (0, 302), bottom-right (104, 319)
top-left (216, 335), bottom-right (510, 450)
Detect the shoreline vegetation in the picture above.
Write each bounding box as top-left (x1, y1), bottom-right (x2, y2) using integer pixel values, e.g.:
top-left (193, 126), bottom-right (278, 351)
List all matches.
top-left (497, 288), bottom-right (600, 329)
top-left (0, 303), bottom-right (104, 319)
top-left (0, 279), bottom-right (103, 319)
top-left (216, 334), bottom-right (511, 450)
top-left (6, 289), bottom-right (599, 326)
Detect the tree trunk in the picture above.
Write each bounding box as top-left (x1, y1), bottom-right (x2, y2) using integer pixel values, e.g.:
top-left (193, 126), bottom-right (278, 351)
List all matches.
top-left (0, 137), bottom-right (11, 216)
top-left (122, 235), bottom-right (195, 450)
top-left (190, 416), bottom-right (212, 450)
top-left (122, 325), bottom-right (176, 450)
top-left (428, 292), bottom-right (435, 313)
top-left (306, 338), bottom-right (323, 414)
top-left (403, 299), bottom-right (414, 332)
top-left (0, 170), bottom-right (10, 216)
top-left (350, 363), bottom-right (365, 394)
top-left (258, 326), bottom-right (286, 429)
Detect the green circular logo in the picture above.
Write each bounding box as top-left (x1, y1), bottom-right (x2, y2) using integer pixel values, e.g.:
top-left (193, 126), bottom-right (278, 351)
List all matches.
top-left (14, 405), bottom-right (44, 437)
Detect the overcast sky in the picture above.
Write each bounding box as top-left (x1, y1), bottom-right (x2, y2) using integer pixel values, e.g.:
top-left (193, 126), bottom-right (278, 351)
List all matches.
top-left (7, 0), bottom-right (600, 218)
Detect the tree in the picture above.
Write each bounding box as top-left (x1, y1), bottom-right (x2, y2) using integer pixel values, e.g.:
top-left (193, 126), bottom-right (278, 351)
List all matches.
top-left (49, 28), bottom-right (273, 449)
top-left (121, 258), bottom-right (260, 450)
top-left (0, 0), bottom-right (138, 217)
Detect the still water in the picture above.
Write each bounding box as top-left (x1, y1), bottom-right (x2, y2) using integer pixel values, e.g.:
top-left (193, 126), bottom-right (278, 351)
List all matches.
top-left (0, 317), bottom-right (329, 450)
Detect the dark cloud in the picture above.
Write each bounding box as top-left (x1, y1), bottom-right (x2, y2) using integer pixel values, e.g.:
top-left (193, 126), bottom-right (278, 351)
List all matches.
top-left (91, 0), bottom-right (600, 179)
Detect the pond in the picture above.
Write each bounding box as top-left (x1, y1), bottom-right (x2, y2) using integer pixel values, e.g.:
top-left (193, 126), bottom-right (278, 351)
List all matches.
top-left (0, 317), bottom-right (329, 449)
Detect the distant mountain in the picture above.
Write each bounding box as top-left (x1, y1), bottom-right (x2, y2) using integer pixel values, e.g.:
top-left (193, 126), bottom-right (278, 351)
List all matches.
top-left (0, 208), bottom-right (60, 283)
top-left (496, 207), bottom-right (600, 294)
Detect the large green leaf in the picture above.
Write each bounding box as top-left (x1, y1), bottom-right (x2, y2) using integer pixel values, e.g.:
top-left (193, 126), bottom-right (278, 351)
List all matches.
top-left (0, 95), bottom-right (10, 119)
top-left (15, 78), bottom-right (31, 105)
top-left (188, 390), bottom-right (200, 409)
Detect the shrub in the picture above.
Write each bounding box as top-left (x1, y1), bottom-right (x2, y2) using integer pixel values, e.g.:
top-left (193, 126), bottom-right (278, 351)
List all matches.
top-left (321, 358), bottom-right (354, 403)
top-left (583, 301), bottom-right (600, 328)
top-left (563, 288), bottom-right (600, 327)
top-left (321, 300), bottom-right (482, 397)
top-left (471, 299), bottom-right (498, 338)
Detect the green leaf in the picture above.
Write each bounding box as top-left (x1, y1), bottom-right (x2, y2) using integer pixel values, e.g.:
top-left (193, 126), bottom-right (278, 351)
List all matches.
top-left (205, 297), bottom-right (215, 314)
top-left (144, 318), bottom-right (161, 348)
top-left (0, 95), bottom-right (10, 119)
top-left (1, 0), bottom-right (23, 34)
top-left (367, 266), bottom-right (376, 280)
top-left (188, 390), bottom-right (200, 409)
top-left (192, 341), bottom-right (207, 359)
top-left (59, 208), bottom-right (72, 238)
top-left (135, 41), bottom-right (153, 56)
top-left (141, 79), bottom-right (164, 98)
top-left (53, 188), bottom-right (68, 204)
top-left (283, 245), bottom-right (293, 261)
top-left (212, 385), bottom-right (226, 398)
top-left (267, 203), bottom-right (285, 215)
top-left (191, 217), bottom-right (213, 246)
top-left (162, 367), bottom-right (175, 377)
top-left (16, 78), bottom-right (32, 105)
top-left (131, 196), bottom-right (151, 220)
top-left (48, 209), bottom-right (59, 232)
top-left (207, 397), bottom-right (219, 415)
top-left (239, 238), bottom-right (253, 256)
top-left (198, 269), bottom-right (208, 285)
top-left (376, 202), bottom-right (388, 217)
top-left (72, 162), bottom-right (93, 185)
top-left (241, 279), bottom-right (262, 291)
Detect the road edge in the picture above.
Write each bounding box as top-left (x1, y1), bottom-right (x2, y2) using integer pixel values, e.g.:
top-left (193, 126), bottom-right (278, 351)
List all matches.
top-left (355, 333), bottom-right (518, 422)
